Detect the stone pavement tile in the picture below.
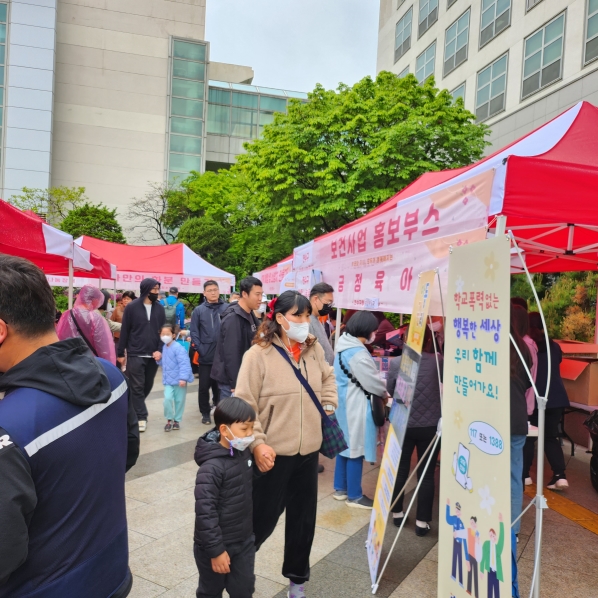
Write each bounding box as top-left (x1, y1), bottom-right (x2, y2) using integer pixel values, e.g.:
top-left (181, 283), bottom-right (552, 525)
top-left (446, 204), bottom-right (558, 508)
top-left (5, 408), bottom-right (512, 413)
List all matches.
top-left (126, 497), bottom-right (148, 512)
top-left (139, 433), bottom-right (195, 456)
top-left (520, 516), bottom-right (598, 577)
top-left (126, 440), bottom-right (197, 480)
top-left (177, 459), bottom-right (200, 472)
top-left (126, 465), bottom-right (196, 503)
top-left (129, 529), bottom-right (156, 553)
top-left (129, 527), bottom-right (197, 588)
top-left (387, 557), bottom-right (437, 598)
top-left (127, 488), bottom-right (195, 539)
top-left (315, 495), bottom-right (373, 536)
top-left (128, 575), bottom-right (167, 598)
top-left (517, 555), bottom-right (598, 598)
top-left (424, 543), bottom-right (438, 562)
top-left (165, 574), bottom-right (285, 598)
top-left (272, 559), bottom-right (397, 598)
top-left (161, 573), bottom-right (199, 597)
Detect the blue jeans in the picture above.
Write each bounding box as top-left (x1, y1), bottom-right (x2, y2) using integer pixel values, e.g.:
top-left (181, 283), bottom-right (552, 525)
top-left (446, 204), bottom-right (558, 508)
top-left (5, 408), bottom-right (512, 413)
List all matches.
top-left (219, 383), bottom-right (233, 399)
top-left (333, 455), bottom-right (364, 500)
top-left (511, 434), bottom-right (526, 534)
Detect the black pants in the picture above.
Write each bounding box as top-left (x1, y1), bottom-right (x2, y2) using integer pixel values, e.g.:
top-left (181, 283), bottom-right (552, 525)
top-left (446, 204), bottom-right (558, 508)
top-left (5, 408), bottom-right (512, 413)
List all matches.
top-left (523, 408), bottom-right (566, 479)
top-left (194, 536), bottom-right (255, 598)
top-left (253, 451), bottom-right (319, 584)
top-left (467, 556), bottom-right (479, 598)
top-left (391, 425), bottom-right (440, 522)
top-left (198, 362), bottom-right (220, 417)
top-left (125, 356), bottom-right (158, 421)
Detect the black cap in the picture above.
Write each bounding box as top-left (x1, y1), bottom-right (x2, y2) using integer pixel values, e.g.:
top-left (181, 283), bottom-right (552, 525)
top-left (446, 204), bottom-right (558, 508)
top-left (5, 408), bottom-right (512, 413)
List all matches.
top-left (455, 502), bottom-right (462, 510)
top-left (169, 286), bottom-right (178, 293)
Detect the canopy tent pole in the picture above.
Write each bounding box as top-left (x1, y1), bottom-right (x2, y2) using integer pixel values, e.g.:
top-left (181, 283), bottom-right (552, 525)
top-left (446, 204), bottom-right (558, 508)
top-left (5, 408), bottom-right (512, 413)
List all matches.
top-left (334, 307), bottom-right (342, 354)
top-left (98, 276), bottom-right (102, 289)
top-left (68, 259), bottom-right (74, 309)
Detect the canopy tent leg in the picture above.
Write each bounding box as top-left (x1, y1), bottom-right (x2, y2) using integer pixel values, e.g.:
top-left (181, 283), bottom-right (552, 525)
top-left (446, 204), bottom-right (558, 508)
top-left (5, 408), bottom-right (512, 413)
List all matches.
top-left (334, 307), bottom-right (342, 354)
top-left (68, 259), bottom-right (74, 309)
top-left (98, 276), bottom-right (102, 289)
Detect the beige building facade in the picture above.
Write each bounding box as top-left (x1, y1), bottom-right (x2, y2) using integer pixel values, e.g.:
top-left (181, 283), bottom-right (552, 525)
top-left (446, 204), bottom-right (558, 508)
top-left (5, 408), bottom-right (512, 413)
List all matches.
top-left (377, 0), bottom-right (598, 151)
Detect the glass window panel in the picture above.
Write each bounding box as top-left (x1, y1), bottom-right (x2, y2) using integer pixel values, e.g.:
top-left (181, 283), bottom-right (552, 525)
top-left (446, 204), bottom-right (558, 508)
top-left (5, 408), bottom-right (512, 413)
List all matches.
top-left (478, 66), bottom-right (492, 87)
top-left (260, 96), bottom-right (287, 111)
top-left (207, 104), bottom-right (231, 134)
top-left (171, 98), bottom-right (203, 118)
top-left (0, 87), bottom-right (3, 107)
top-left (489, 94), bottom-right (504, 116)
top-left (446, 39), bottom-right (456, 57)
top-left (169, 152), bottom-right (202, 172)
top-left (0, 106), bottom-right (3, 124)
top-left (495, 11), bottom-right (510, 34)
top-left (522, 73), bottom-right (540, 97)
top-left (524, 52), bottom-right (542, 77)
top-left (481, 8), bottom-right (494, 29)
top-left (476, 103), bottom-right (489, 121)
top-left (541, 60), bottom-right (561, 86)
top-left (259, 112), bottom-right (275, 126)
top-left (587, 36), bottom-right (598, 62)
top-left (170, 135), bottom-right (202, 155)
top-left (491, 74), bottom-right (505, 96)
top-left (231, 83), bottom-right (259, 92)
top-left (286, 90), bottom-right (308, 99)
top-left (588, 14), bottom-right (598, 40)
top-left (493, 55), bottom-right (507, 76)
top-left (172, 79), bottom-right (204, 100)
top-left (458, 12), bottom-right (470, 32)
top-left (231, 108), bottom-right (258, 138)
top-left (209, 88), bottom-right (231, 105)
top-left (0, 4), bottom-right (7, 24)
top-left (446, 22), bottom-right (457, 42)
top-left (525, 31), bottom-right (543, 57)
top-left (395, 8), bottom-right (413, 61)
top-left (0, 44), bottom-right (5, 65)
top-left (0, 24), bottom-right (6, 45)
top-left (173, 40), bottom-right (206, 63)
top-left (497, 0), bottom-right (510, 16)
top-left (591, 0), bottom-right (598, 13)
top-left (543, 38), bottom-right (563, 66)
top-left (482, 0), bottom-right (494, 10)
top-left (169, 171), bottom-right (185, 184)
top-left (171, 116), bottom-right (203, 136)
top-left (232, 92), bottom-right (259, 108)
top-left (451, 83), bottom-right (465, 101)
top-left (209, 80), bottom-right (231, 89)
top-left (545, 15), bottom-right (564, 44)
top-left (398, 66), bottom-right (409, 77)
top-left (477, 84), bottom-right (490, 106)
top-left (457, 30), bottom-right (468, 48)
top-left (173, 59), bottom-right (205, 81)
top-left (0, 66), bottom-right (4, 83)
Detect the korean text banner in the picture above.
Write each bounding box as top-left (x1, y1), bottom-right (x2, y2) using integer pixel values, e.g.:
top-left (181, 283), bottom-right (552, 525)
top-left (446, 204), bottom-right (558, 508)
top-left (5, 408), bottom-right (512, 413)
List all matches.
top-left (438, 235), bottom-right (511, 598)
top-left (406, 270), bottom-right (436, 352)
top-left (313, 170), bottom-right (495, 314)
top-left (255, 259), bottom-right (293, 295)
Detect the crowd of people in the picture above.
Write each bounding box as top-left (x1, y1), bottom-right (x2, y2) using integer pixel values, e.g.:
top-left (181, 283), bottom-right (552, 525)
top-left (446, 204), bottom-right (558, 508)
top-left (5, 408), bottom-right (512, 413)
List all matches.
top-left (0, 254), bottom-right (570, 598)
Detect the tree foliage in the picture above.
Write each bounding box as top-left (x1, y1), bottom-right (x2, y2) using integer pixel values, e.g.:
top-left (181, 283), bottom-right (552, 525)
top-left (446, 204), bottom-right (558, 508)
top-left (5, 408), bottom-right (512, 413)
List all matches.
top-left (60, 203), bottom-right (126, 243)
top-left (10, 186), bottom-right (87, 226)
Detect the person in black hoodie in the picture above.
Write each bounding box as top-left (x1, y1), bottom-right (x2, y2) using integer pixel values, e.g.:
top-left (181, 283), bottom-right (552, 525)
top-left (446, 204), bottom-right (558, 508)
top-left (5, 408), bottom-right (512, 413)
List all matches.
top-left (194, 397), bottom-right (256, 598)
top-left (118, 278), bottom-right (166, 432)
top-left (211, 276), bottom-right (263, 399)
top-left (0, 255), bottom-right (137, 597)
top-left (190, 280), bottom-right (229, 425)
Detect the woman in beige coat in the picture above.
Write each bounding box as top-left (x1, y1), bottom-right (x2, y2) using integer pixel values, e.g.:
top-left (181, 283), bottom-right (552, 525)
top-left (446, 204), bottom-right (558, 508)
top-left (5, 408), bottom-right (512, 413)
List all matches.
top-left (235, 290), bottom-right (337, 598)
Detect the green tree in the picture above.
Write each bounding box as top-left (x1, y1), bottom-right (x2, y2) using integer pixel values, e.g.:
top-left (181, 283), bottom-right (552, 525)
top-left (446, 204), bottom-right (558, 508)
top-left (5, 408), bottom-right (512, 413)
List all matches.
top-left (10, 186), bottom-right (87, 226)
top-left (60, 203), bottom-right (126, 243)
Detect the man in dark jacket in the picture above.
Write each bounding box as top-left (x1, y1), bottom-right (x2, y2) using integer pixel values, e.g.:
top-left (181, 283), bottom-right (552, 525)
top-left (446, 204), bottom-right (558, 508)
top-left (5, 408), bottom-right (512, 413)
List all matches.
top-left (118, 278), bottom-right (165, 432)
top-left (0, 255), bottom-right (135, 597)
top-left (211, 276), bottom-right (263, 399)
top-left (190, 280), bottom-right (229, 425)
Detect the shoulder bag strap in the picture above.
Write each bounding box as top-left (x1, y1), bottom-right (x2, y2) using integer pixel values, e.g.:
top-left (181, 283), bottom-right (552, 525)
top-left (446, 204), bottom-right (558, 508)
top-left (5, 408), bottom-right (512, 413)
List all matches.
top-left (70, 310), bottom-right (99, 356)
top-left (338, 352), bottom-right (372, 400)
top-left (272, 344), bottom-right (329, 422)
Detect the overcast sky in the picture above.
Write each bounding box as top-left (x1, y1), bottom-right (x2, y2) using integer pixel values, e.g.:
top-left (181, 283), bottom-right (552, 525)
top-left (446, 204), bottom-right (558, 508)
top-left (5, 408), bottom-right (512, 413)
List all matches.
top-left (205, 0), bottom-right (380, 93)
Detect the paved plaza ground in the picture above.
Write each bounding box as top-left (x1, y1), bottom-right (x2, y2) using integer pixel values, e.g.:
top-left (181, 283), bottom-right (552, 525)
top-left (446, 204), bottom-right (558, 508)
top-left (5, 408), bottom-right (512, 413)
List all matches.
top-left (125, 375), bottom-right (598, 597)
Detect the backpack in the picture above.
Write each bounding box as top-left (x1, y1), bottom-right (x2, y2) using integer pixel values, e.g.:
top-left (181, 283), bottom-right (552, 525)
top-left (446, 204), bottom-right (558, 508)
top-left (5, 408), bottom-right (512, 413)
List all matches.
top-left (164, 300), bottom-right (181, 328)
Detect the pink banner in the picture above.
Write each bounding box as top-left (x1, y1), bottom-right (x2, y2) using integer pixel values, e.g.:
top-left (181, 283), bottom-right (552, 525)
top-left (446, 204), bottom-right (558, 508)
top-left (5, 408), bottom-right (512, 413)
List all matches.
top-left (255, 259), bottom-right (293, 295)
top-left (313, 170), bottom-right (495, 314)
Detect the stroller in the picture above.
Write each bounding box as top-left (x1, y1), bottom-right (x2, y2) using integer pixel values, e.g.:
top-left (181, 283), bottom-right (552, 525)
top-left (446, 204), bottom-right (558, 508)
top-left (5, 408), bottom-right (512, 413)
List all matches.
top-left (583, 410), bottom-right (598, 493)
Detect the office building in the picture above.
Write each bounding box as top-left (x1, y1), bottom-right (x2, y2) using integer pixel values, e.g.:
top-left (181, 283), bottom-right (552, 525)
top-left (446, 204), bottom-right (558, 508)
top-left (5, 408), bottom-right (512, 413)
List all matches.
top-left (1, 0), bottom-right (306, 219)
top-left (377, 0), bottom-right (598, 151)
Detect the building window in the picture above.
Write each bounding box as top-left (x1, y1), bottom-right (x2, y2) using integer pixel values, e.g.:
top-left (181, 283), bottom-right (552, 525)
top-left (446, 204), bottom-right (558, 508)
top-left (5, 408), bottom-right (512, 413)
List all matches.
top-left (586, 0), bottom-right (598, 64)
top-left (398, 66), bottom-right (410, 78)
top-left (480, 0), bottom-right (511, 48)
top-left (476, 53), bottom-right (507, 121)
top-left (444, 10), bottom-right (470, 76)
top-left (522, 13), bottom-right (564, 99)
top-left (451, 83), bottom-right (466, 102)
top-left (419, 0), bottom-right (438, 38)
top-left (447, 0), bottom-right (458, 7)
top-left (168, 39), bottom-right (207, 183)
top-left (398, 0), bottom-right (406, 8)
top-left (0, 3), bottom-right (6, 167)
top-left (416, 41), bottom-right (436, 82)
top-left (526, 0), bottom-right (543, 10)
top-left (395, 8), bottom-right (413, 63)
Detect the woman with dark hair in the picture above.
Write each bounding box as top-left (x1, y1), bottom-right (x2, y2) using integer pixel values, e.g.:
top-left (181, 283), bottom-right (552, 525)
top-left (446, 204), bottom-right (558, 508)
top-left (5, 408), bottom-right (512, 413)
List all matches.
top-left (523, 312), bottom-right (570, 490)
top-left (333, 311), bottom-right (389, 509)
top-left (235, 290), bottom-right (337, 598)
top-left (511, 300), bottom-right (538, 416)
top-left (386, 326), bottom-right (442, 536)
top-left (371, 311), bottom-right (395, 348)
top-left (510, 304), bottom-right (533, 536)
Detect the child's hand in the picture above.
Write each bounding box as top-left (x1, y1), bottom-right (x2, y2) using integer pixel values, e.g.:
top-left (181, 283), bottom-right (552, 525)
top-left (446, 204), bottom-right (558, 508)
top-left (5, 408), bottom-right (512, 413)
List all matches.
top-left (179, 380), bottom-right (186, 387)
top-left (211, 551), bottom-right (231, 574)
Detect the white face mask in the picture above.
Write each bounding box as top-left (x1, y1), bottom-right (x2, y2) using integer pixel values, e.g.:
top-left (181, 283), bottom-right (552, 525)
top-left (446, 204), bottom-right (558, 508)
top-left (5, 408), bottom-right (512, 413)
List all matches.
top-left (258, 303), bottom-right (267, 314)
top-left (161, 335), bottom-right (173, 344)
top-left (366, 332), bottom-right (376, 345)
top-left (225, 426), bottom-right (255, 453)
top-left (430, 320), bottom-right (442, 332)
top-left (282, 315), bottom-right (310, 343)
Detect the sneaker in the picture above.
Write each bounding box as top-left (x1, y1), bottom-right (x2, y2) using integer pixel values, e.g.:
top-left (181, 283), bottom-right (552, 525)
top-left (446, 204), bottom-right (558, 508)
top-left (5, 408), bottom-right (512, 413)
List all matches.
top-left (392, 512), bottom-right (407, 527)
top-left (346, 495), bottom-right (374, 510)
top-left (318, 464), bottom-right (325, 473)
top-left (164, 421), bottom-right (172, 432)
top-left (173, 421), bottom-right (180, 431)
top-left (288, 582), bottom-right (306, 598)
top-left (138, 420), bottom-right (147, 433)
top-left (525, 477), bottom-right (533, 486)
top-left (333, 490), bottom-right (348, 501)
top-left (202, 416), bottom-right (211, 425)
top-left (415, 521), bottom-right (431, 537)
top-left (547, 475), bottom-right (569, 490)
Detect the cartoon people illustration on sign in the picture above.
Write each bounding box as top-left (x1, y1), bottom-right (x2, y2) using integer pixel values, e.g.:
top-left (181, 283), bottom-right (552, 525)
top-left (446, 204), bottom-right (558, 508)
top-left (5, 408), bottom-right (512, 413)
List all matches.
top-left (455, 515), bottom-right (481, 598)
top-left (445, 499), bottom-right (465, 587)
top-left (480, 513), bottom-right (505, 598)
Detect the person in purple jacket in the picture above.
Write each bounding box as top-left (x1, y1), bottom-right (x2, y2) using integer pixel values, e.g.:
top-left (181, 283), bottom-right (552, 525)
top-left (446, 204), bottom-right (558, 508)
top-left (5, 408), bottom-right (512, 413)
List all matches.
top-left (157, 325), bottom-right (194, 432)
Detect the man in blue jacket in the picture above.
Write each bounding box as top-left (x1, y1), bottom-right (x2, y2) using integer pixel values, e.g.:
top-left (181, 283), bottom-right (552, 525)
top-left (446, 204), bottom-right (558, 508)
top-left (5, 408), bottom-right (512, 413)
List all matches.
top-left (190, 280), bottom-right (228, 425)
top-left (0, 255), bottom-right (135, 597)
top-left (161, 286), bottom-right (186, 331)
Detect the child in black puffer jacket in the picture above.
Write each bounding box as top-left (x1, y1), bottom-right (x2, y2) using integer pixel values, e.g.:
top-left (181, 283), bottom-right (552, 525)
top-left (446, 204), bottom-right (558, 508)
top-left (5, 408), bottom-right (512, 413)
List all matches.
top-left (194, 397), bottom-right (256, 598)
